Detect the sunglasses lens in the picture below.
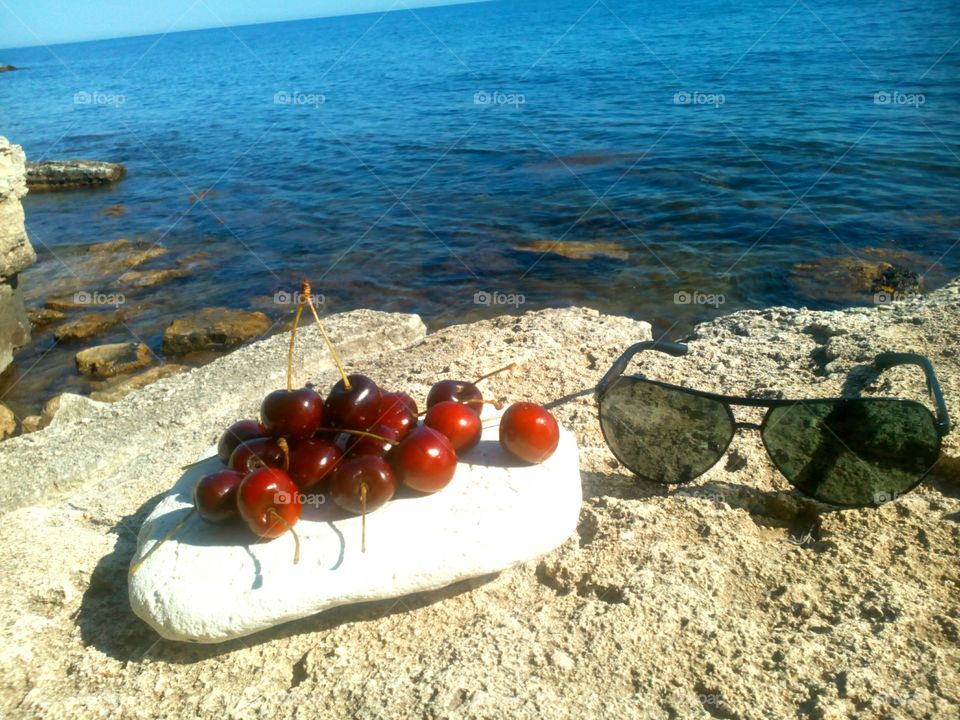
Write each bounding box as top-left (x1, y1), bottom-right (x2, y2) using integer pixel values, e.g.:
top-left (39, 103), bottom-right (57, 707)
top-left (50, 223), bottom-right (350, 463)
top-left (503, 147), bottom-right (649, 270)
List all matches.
top-left (599, 378), bottom-right (734, 483)
top-left (762, 399), bottom-right (940, 506)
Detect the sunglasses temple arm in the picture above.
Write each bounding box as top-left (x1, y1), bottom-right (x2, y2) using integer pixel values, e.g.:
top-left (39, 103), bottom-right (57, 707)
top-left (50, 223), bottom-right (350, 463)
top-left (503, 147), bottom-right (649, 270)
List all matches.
top-left (874, 352), bottom-right (952, 435)
top-left (594, 340), bottom-right (689, 400)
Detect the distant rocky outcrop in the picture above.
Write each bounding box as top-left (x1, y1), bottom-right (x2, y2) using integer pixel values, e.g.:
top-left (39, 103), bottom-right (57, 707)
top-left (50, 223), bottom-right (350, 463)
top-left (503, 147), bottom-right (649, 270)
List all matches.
top-left (26, 160), bottom-right (126, 191)
top-left (0, 65), bottom-right (15, 73)
top-left (0, 137), bottom-right (35, 374)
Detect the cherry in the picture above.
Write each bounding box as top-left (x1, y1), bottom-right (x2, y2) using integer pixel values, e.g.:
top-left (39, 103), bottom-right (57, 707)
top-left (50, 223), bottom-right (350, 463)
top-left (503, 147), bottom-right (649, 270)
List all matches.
top-left (345, 423), bottom-right (399, 458)
top-left (424, 400), bottom-right (482, 452)
top-left (499, 402), bottom-right (559, 464)
top-left (237, 466), bottom-right (302, 562)
top-left (329, 455), bottom-right (396, 515)
top-left (329, 454), bottom-right (396, 552)
top-left (193, 469), bottom-right (244, 522)
top-left (426, 379), bottom-right (484, 414)
top-left (390, 425), bottom-right (458, 493)
top-left (287, 438), bottom-right (342, 491)
top-left (324, 374), bottom-right (381, 430)
top-left (217, 420), bottom-right (268, 463)
top-left (377, 391), bottom-right (418, 439)
top-left (261, 387), bottom-right (324, 440)
top-left (228, 437), bottom-right (286, 473)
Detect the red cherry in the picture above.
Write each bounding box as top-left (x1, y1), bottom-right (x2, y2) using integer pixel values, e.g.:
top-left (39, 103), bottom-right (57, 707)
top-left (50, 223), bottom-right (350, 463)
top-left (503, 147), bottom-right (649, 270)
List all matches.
top-left (287, 438), bottom-right (342, 491)
top-left (217, 420), bottom-right (268, 463)
top-left (390, 425), bottom-right (457, 493)
top-left (345, 423), bottom-right (399, 458)
top-left (237, 467), bottom-right (301, 540)
top-left (377, 391), bottom-right (418, 439)
top-left (261, 387), bottom-right (324, 439)
top-left (499, 402), bottom-right (559, 464)
top-left (329, 455), bottom-right (396, 515)
top-left (424, 400), bottom-right (482, 452)
top-left (324, 374), bottom-right (381, 430)
top-left (193, 469), bottom-right (244, 522)
top-left (228, 437), bottom-right (286, 473)
top-left (426, 379), bottom-right (483, 414)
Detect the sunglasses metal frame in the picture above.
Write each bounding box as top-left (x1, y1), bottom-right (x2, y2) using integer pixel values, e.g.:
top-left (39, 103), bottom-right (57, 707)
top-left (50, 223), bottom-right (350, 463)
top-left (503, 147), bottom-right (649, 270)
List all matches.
top-left (594, 340), bottom-right (951, 506)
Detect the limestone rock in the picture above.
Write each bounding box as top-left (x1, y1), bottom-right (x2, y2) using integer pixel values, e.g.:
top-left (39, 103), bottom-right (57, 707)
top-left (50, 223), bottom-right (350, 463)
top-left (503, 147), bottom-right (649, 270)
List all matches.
top-left (75, 342), bottom-right (152, 378)
top-left (26, 160), bottom-right (126, 191)
top-left (129, 423), bottom-right (582, 643)
top-left (26, 306), bottom-right (65, 328)
top-left (117, 267), bottom-right (185, 288)
top-left (0, 402), bottom-right (15, 439)
top-left (0, 278), bottom-right (30, 369)
top-left (162, 307), bottom-right (271, 354)
top-left (19, 414), bottom-right (42, 433)
top-left (17, 393), bottom-right (104, 435)
top-left (89, 363), bottom-right (189, 402)
top-left (53, 312), bottom-right (124, 342)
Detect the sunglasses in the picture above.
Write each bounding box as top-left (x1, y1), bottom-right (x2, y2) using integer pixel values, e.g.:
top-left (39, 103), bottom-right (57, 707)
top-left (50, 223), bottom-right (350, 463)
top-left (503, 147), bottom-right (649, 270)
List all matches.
top-left (594, 341), bottom-right (951, 508)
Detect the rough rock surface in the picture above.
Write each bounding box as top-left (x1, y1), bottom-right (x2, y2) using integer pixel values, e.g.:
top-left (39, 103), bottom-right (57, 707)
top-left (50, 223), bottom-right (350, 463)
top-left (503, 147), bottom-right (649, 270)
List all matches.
top-left (0, 136), bottom-right (35, 372)
top-left (162, 307), bottom-right (271, 354)
top-left (25, 160), bottom-right (126, 191)
top-left (75, 342), bottom-right (153, 378)
top-left (89, 364), bottom-right (189, 402)
top-left (0, 403), bottom-right (15, 439)
top-left (53, 311), bottom-right (125, 342)
top-left (130, 423), bottom-right (582, 643)
top-left (0, 292), bottom-right (958, 719)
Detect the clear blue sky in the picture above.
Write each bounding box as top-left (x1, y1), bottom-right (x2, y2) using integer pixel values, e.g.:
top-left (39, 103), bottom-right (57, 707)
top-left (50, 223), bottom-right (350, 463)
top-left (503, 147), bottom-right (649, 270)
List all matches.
top-left (0, 0), bottom-right (483, 49)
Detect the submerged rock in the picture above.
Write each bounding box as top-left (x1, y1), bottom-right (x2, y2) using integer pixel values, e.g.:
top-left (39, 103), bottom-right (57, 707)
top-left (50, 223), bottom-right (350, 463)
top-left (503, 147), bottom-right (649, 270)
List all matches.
top-left (513, 239), bottom-right (629, 261)
top-left (117, 267), bottom-right (185, 288)
top-left (26, 306), bottom-right (65, 328)
top-left (26, 160), bottom-right (126, 191)
top-left (75, 341), bottom-right (152, 378)
top-left (161, 307), bottom-right (270, 354)
top-left (53, 312), bottom-right (124, 342)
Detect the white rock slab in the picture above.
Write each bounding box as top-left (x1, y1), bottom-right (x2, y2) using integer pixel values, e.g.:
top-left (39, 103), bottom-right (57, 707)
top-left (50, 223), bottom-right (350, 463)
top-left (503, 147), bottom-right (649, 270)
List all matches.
top-left (128, 420), bottom-right (582, 643)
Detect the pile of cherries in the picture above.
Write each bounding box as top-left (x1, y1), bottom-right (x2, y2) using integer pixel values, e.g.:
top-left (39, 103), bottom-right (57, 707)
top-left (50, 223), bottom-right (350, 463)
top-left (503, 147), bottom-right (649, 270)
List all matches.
top-left (132, 282), bottom-right (559, 572)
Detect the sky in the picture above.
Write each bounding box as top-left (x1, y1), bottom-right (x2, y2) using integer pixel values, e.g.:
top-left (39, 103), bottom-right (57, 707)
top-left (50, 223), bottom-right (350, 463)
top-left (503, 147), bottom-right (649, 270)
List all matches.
top-left (0, 0), bottom-right (484, 49)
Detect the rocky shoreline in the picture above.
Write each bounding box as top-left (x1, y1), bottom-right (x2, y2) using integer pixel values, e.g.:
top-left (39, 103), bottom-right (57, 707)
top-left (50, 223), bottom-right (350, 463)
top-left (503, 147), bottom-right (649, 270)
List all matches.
top-left (0, 280), bottom-right (957, 718)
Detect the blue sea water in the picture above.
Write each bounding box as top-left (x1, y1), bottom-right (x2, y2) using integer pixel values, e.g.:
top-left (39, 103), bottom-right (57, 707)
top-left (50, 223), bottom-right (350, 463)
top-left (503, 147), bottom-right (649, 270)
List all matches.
top-left (0, 0), bottom-right (959, 415)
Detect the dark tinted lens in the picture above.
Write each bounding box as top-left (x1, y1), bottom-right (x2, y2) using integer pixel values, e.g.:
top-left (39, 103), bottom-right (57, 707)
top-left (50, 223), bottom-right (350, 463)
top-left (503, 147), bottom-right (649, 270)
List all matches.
top-left (762, 399), bottom-right (940, 506)
top-left (599, 378), bottom-right (735, 483)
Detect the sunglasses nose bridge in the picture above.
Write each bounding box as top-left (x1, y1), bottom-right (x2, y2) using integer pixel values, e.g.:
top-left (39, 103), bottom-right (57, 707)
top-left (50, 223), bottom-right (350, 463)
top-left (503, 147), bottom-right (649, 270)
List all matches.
top-left (733, 421), bottom-right (763, 431)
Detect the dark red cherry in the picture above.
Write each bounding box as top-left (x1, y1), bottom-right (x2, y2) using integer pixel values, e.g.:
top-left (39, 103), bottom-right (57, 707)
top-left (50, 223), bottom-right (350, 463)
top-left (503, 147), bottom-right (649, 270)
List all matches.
top-left (193, 469), bottom-right (244, 522)
top-left (324, 374), bottom-right (381, 430)
top-left (389, 425), bottom-right (458, 493)
top-left (377, 391), bottom-right (418, 439)
top-left (236, 467), bottom-right (301, 539)
top-left (217, 420), bottom-right (268, 463)
top-left (345, 424), bottom-right (399, 458)
top-left (287, 438), bottom-right (342, 491)
top-left (499, 402), bottom-right (559, 464)
top-left (424, 400), bottom-right (482, 452)
top-left (426, 379), bottom-right (483, 414)
top-left (329, 455), bottom-right (396, 514)
top-left (228, 437), bottom-right (285, 473)
top-left (261, 387), bottom-right (324, 440)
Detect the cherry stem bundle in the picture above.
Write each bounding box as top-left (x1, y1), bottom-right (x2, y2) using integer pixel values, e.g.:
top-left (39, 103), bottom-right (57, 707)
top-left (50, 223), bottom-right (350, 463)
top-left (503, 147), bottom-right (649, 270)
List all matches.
top-left (286, 301), bottom-right (305, 393)
top-left (129, 507), bottom-right (196, 575)
top-left (301, 280), bottom-right (351, 390)
top-left (267, 508), bottom-right (300, 564)
top-left (472, 362), bottom-right (516, 385)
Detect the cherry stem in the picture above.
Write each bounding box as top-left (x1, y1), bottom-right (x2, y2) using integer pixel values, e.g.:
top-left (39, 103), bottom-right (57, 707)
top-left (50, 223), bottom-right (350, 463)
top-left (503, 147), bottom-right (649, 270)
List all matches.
top-left (325, 427), bottom-right (394, 444)
top-left (277, 437), bottom-right (290, 471)
top-left (267, 508), bottom-right (300, 564)
top-left (472, 362), bottom-right (516, 385)
top-left (417, 398), bottom-right (503, 417)
top-left (130, 507), bottom-right (196, 575)
top-left (287, 299), bottom-right (305, 393)
top-left (360, 481), bottom-right (368, 553)
top-left (301, 280), bottom-right (351, 390)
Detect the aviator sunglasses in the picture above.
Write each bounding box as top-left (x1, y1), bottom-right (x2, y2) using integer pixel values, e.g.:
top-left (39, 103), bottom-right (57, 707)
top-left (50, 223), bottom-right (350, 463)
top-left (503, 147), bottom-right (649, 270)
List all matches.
top-left (594, 341), bottom-right (951, 507)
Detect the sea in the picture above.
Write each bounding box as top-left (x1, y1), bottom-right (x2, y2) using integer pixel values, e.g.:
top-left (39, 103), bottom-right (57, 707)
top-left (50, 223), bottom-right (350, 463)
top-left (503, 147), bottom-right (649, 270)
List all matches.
top-left (1, 0), bottom-right (959, 417)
